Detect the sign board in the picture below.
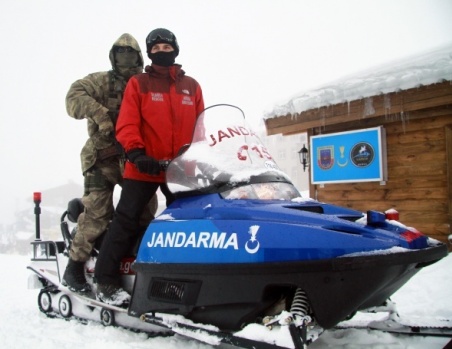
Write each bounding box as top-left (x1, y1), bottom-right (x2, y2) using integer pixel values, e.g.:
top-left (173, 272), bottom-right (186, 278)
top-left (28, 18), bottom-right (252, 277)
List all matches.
top-left (310, 126), bottom-right (387, 184)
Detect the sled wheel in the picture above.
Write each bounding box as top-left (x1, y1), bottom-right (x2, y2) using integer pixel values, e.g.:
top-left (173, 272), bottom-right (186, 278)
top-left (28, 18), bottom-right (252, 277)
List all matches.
top-left (38, 291), bottom-right (52, 313)
top-left (59, 295), bottom-right (72, 318)
top-left (100, 308), bottom-right (115, 326)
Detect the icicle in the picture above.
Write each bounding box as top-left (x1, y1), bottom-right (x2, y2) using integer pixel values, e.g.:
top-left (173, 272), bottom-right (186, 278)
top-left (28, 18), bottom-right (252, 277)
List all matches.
top-left (384, 94), bottom-right (391, 119)
top-left (363, 97), bottom-right (375, 117)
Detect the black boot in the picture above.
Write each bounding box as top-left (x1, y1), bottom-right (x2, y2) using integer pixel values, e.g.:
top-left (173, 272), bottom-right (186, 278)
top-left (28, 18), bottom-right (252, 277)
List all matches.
top-left (96, 283), bottom-right (130, 307)
top-left (62, 259), bottom-right (92, 294)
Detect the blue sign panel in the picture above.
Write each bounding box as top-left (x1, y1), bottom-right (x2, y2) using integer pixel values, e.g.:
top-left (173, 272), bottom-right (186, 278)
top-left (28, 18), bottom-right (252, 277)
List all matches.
top-left (310, 126), bottom-right (386, 184)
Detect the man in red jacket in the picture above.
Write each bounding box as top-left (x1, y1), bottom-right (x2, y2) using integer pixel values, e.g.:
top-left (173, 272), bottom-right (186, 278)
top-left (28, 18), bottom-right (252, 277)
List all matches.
top-left (94, 28), bottom-right (204, 306)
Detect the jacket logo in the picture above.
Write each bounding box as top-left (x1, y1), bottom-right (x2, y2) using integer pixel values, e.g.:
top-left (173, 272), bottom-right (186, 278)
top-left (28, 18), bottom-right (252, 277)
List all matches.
top-left (182, 96), bottom-right (194, 106)
top-left (182, 89), bottom-right (190, 95)
top-left (151, 93), bottom-right (164, 102)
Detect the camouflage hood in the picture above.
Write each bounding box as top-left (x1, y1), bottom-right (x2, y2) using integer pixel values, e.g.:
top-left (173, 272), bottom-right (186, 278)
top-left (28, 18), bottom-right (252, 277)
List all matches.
top-left (109, 33), bottom-right (144, 79)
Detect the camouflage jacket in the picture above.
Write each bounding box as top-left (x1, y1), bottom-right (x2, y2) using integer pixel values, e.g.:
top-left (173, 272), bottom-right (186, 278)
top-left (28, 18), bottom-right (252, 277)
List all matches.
top-left (66, 33), bottom-right (144, 173)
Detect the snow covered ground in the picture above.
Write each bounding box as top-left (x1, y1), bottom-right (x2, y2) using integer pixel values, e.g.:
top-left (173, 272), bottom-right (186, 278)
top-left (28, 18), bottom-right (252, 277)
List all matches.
top-left (1, 252), bottom-right (451, 349)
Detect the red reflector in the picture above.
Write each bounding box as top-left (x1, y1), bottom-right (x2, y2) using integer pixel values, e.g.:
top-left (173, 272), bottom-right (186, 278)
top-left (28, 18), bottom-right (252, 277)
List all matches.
top-left (33, 192), bottom-right (41, 204)
top-left (401, 229), bottom-right (423, 242)
top-left (385, 209), bottom-right (399, 221)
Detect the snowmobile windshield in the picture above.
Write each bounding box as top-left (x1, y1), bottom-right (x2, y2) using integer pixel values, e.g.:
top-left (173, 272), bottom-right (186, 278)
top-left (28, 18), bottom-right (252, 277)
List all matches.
top-left (166, 104), bottom-right (298, 198)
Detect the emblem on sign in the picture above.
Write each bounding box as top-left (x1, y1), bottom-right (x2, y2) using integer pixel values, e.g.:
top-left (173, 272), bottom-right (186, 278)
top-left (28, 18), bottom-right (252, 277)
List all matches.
top-left (351, 142), bottom-right (374, 167)
top-left (317, 146), bottom-right (334, 170)
top-left (337, 145), bottom-right (348, 167)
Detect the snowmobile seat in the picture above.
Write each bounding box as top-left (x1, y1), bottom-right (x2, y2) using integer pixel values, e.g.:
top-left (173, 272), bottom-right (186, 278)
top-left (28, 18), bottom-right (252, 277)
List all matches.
top-left (60, 198), bottom-right (84, 253)
top-left (67, 198), bottom-right (84, 223)
top-left (52, 241), bottom-right (66, 255)
top-left (62, 197), bottom-right (142, 257)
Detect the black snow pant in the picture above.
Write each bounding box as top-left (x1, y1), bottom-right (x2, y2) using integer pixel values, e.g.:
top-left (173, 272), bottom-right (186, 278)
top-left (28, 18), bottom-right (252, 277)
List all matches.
top-left (94, 179), bottom-right (175, 286)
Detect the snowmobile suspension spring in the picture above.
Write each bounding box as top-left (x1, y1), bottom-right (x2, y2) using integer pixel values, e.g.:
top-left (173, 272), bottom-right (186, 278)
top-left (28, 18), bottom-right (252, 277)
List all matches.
top-left (290, 288), bottom-right (309, 317)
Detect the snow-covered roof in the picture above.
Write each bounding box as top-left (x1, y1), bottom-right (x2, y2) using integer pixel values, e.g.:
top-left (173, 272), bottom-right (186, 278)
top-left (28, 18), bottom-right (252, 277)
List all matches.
top-left (265, 44), bottom-right (452, 119)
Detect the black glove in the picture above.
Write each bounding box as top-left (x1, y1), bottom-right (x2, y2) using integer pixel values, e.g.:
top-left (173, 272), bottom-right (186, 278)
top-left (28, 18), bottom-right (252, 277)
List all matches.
top-left (127, 149), bottom-right (160, 175)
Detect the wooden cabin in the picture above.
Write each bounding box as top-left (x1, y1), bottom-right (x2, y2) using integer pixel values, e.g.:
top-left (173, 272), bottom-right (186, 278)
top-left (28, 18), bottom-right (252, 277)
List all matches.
top-left (265, 46), bottom-right (452, 245)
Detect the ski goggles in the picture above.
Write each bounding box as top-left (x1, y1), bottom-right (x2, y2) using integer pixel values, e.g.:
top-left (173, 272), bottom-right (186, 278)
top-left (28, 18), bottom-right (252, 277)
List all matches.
top-left (115, 46), bottom-right (135, 53)
top-left (146, 29), bottom-right (175, 46)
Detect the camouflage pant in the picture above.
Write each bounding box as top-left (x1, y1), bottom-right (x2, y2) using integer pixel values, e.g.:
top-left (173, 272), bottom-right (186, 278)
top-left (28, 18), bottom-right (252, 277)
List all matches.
top-left (70, 158), bottom-right (158, 262)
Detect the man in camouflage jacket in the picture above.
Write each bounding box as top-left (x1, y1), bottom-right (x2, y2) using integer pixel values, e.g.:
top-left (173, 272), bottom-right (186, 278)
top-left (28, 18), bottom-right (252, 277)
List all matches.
top-left (62, 33), bottom-right (157, 293)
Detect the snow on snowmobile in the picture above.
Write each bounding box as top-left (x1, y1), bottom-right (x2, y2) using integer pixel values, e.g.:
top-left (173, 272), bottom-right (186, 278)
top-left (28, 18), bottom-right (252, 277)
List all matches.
top-left (28, 104), bottom-right (448, 348)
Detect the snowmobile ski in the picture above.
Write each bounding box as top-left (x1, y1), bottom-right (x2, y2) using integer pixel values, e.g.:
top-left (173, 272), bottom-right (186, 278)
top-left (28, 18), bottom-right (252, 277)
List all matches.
top-left (335, 301), bottom-right (452, 338)
top-left (141, 312), bottom-right (319, 349)
top-left (367, 317), bottom-right (452, 337)
top-left (337, 317), bottom-right (452, 338)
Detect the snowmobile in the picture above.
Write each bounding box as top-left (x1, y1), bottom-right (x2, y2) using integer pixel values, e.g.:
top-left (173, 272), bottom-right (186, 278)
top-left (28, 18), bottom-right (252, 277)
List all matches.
top-left (28, 104), bottom-right (448, 348)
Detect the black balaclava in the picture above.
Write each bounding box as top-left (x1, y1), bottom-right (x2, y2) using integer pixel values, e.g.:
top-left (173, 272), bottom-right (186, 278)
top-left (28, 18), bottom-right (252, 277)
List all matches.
top-left (148, 51), bottom-right (177, 67)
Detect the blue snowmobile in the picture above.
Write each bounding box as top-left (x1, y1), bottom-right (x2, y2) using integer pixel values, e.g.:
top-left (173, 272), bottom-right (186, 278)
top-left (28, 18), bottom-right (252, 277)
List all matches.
top-left (28, 104), bottom-right (448, 348)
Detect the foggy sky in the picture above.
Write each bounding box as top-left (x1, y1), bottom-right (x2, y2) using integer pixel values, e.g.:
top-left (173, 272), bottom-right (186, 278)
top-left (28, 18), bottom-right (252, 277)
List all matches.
top-left (1, 0), bottom-right (451, 225)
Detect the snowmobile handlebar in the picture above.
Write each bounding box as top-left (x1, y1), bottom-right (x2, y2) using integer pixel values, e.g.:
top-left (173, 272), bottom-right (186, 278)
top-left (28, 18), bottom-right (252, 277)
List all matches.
top-left (159, 160), bottom-right (171, 172)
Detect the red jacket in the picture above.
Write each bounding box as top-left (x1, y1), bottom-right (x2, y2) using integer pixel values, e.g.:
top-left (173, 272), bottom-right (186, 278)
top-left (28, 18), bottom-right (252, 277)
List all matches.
top-left (116, 64), bottom-right (204, 182)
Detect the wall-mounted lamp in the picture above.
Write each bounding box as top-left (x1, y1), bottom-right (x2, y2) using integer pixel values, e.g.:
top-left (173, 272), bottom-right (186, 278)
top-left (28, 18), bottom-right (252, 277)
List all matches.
top-left (298, 144), bottom-right (309, 172)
